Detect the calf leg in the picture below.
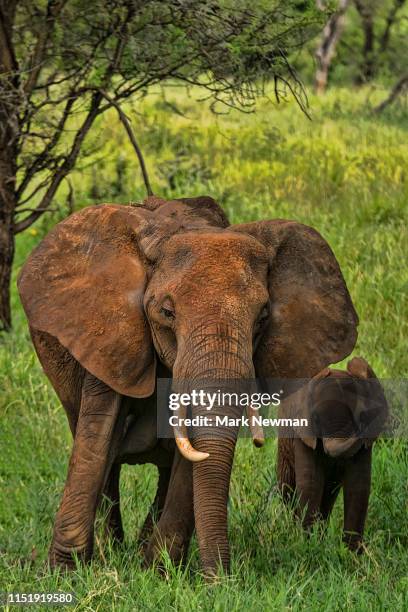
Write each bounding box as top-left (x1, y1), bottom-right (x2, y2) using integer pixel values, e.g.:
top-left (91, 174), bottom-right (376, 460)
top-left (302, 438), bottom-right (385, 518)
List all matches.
top-left (277, 438), bottom-right (297, 505)
top-left (49, 372), bottom-right (126, 568)
top-left (294, 439), bottom-right (325, 529)
top-left (343, 448), bottom-right (372, 552)
top-left (320, 477), bottom-right (341, 521)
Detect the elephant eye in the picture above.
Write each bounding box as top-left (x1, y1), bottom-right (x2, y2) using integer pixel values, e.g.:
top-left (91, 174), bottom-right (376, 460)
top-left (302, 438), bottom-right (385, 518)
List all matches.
top-left (256, 305), bottom-right (269, 327)
top-left (160, 306), bottom-right (175, 320)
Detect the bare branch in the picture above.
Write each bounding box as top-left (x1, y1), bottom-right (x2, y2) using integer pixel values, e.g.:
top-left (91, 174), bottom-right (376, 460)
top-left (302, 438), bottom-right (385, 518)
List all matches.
top-left (98, 89), bottom-right (153, 197)
top-left (380, 0), bottom-right (406, 53)
top-left (23, 0), bottom-right (68, 95)
top-left (16, 94), bottom-right (77, 198)
top-left (14, 92), bottom-right (103, 233)
top-left (15, 206), bottom-right (59, 214)
top-left (66, 176), bottom-right (74, 215)
top-left (374, 74), bottom-right (408, 112)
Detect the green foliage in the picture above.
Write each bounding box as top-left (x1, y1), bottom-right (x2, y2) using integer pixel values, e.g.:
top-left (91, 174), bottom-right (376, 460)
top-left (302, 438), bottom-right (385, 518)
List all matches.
top-left (9, 0), bottom-right (324, 248)
top-left (1, 86), bottom-right (407, 609)
top-left (14, 0), bottom-right (323, 103)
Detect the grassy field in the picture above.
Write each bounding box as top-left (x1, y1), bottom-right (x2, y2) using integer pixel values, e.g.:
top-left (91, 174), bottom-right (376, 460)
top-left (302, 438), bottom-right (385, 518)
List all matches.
top-left (1, 86), bottom-right (407, 610)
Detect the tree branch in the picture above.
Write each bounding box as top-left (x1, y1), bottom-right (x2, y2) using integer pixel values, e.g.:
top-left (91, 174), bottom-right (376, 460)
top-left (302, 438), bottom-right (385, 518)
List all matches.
top-left (98, 89), bottom-right (153, 197)
top-left (23, 0), bottom-right (68, 95)
top-left (16, 94), bottom-right (77, 198)
top-left (15, 207), bottom-right (59, 214)
top-left (374, 74), bottom-right (408, 112)
top-left (14, 92), bottom-right (102, 233)
top-left (380, 0), bottom-right (406, 53)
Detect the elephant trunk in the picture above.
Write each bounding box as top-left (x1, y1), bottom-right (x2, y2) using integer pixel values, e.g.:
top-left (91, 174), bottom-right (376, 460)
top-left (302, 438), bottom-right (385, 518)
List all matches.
top-left (172, 323), bottom-right (254, 576)
top-left (193, 418), bottom-right (238, 575)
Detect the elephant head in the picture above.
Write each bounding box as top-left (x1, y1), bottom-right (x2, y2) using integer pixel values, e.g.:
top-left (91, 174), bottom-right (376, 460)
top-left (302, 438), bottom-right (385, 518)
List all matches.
top-left (18, 195), bottom-right (358, 575)
top-left (292, 357), bottom-right (388, 458)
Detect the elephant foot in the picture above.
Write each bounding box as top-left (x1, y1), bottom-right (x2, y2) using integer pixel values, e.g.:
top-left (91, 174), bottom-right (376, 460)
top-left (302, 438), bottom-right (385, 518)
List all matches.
top-left (343, 532), bottom-right (364, 554)
top-left (48, 525), bottom-right (94, 570)
top-left (48, 540), bottom-right (93, 570)
top-left (143, 524), bottom-right (190, 570)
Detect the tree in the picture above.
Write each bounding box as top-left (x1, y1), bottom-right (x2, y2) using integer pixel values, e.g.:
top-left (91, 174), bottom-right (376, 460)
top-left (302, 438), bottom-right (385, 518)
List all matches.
top-left (0, 0), bottom-right (323, 331)
top-left (353, 0), bottom-right (407, 83)
top-left (314, 0), bottom-right (350, 94)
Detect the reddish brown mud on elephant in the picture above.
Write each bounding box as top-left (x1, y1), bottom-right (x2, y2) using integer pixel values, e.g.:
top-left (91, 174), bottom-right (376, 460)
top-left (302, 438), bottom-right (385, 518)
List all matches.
top-left (277, 357), bottom-right (388, 552)
top-left (18, 194), bottom-right (358, 577)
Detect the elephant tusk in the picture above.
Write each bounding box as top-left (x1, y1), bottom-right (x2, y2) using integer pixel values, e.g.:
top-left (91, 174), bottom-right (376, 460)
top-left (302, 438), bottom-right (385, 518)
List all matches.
top-left (246, 405), bottom-right (265, 447)
top-left (175, 435), bottom-right (210, 462)
top-left (172, 403), bottom-right (210, 462)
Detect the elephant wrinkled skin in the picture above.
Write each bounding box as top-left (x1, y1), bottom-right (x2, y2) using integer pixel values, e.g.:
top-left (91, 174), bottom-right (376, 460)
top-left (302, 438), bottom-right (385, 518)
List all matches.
top-left (18, 195), bottom-right (358, 576)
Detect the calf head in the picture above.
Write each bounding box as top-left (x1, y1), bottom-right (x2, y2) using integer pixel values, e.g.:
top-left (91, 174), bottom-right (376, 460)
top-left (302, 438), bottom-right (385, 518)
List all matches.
top-left (295, 357), bottom-right (388, 458)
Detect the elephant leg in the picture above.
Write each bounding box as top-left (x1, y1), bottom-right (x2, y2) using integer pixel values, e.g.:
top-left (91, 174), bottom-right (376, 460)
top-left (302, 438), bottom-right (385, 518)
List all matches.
top-left (342, 448), bottom-right (372, 552)
top-left (138, 466), bottom-right (171, 551)
top-left (320, 476), bottom-right (341, 521)
top-left (30, 328), bottom-right (83, 436)
top-left (49, 372), bottom-right (125, 568)
top-left (144, 450), bottom-right (194, 567)
top-left (294, 438), bottom-right (325, 529)
top-left (100, 463), bottom-right (124, 544)
top-left (277, 438), bottom-right (296, 505)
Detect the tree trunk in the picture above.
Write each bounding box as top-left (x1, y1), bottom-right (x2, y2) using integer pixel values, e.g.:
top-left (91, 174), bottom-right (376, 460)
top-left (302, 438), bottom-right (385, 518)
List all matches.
top-left (354, 0), bottom-right (376, 83)
top-left (315, 0), bottom-right (350, 94)
top-left (380, 0), bottom-right (406, 54)
top-left (0, 0), bottom-right (19, 331)
top-left (0, 156), bottom-right (16, 332)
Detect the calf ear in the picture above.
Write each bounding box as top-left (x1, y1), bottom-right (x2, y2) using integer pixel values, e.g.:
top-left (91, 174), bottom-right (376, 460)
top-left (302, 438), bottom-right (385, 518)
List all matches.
top-left (346, 358), bottom-right (389, 448)
top-left (233, 220), bottom-right (358, 378)
top-left (18, 205), bottom-right (155, 398)
top-left (283, 369), bottom-right (331, 450)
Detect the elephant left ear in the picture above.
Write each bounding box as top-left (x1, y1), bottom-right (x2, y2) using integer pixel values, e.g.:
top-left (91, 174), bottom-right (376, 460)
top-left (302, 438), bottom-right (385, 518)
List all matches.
top-left (233, 220), bottom-right (359, 378)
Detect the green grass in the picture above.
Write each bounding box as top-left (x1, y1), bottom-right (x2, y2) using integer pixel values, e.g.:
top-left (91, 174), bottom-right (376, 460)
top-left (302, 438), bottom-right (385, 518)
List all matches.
top-left (1, 86), bottom-right (407, 610)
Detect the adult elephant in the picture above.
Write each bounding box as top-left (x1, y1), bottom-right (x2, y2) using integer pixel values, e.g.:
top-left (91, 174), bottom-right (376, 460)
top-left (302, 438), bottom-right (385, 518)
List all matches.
top-left (18, 195), bottom-right (358, 577)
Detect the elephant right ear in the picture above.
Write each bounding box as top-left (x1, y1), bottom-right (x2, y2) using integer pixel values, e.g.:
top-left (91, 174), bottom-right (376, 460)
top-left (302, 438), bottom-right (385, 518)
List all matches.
top-left (18, 205), bottom-right (155, 398)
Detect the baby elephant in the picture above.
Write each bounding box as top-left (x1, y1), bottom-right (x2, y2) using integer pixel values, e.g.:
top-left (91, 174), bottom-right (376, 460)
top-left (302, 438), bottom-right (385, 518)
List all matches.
top-left (277, 357), bottom-right (388, 551)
